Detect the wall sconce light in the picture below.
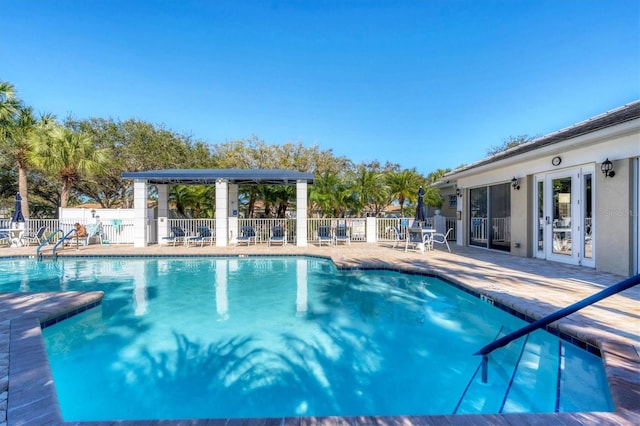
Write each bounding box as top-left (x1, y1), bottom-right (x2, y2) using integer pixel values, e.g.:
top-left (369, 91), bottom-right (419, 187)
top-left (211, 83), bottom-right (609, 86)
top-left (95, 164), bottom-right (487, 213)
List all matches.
top-left (90, 209), bottom-right (96, 218)
top-left (601, 158), bottom-right (615, 178)
top-left (455, 187), bottom-right (462, 198)
top-left (511, 177), bottom-right (520, 191)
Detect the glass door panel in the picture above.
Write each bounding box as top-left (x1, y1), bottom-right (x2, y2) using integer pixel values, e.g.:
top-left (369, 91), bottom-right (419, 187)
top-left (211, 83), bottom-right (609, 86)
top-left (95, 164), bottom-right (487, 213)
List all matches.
top-left (469, 187), bottom-right (487, 247)
top-left (583, 173), bottom-right (593, 260)
top-left (489, 183), bottom-right (510, 252)
top-left (536, 179), bottom-right (545, 257)
top-left (552, 176), bottom-right (572, 256)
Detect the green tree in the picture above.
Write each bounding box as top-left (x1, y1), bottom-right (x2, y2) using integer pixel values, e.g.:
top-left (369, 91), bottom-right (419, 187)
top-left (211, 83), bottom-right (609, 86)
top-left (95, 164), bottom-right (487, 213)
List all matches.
top-left (35, 126), bottom-right (108, 208)
top-left (349, 165), bottom-right (389, 216)
top-left (2, 105), bottom-right (56, 217)
top-left (486, 135), bottom-right (536, 156)
top-left (0, 81), bottom-right (19, 124)
top-left (309, 171), bottom-right (339, 217)
top-left (386, 169), bottom-right (422, 217)
top-left (170, 185), bottom-right (215, 218)
top-left (67, 117), bottom-right (213, 208)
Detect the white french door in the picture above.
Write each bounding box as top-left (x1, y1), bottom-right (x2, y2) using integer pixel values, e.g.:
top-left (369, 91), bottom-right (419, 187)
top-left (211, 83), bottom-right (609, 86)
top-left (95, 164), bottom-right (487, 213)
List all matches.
top-left (534, 166), bottom-right (594, 267)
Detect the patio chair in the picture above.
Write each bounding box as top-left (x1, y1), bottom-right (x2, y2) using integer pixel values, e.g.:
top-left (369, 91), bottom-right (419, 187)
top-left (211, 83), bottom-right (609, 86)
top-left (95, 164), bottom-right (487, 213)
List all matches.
top-left (388, 225), bottom-right (405, 249)
top-left (317, 225), bottom-right (333, 246)
top-left (268, 225), bottom-right (287, 246)
top-left (334, 224), bottom-right (350, 245)
top-left (0, 231), bottom-right (9, 247)
top-left (187, 226), bottom-right (215, 247)
top-left (162, 226), bottom-right (187, 246)
top-left (22, 225), bottom-right (47, 246)
top-left (237, 226), bottom-right (256, 246)
top-left (431, 228), bottom-right (453, 252)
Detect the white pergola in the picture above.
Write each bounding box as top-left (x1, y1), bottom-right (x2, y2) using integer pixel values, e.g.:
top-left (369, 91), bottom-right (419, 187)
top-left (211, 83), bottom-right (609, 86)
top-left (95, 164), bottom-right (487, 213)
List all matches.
top-left (121, 169), bottom-right (314, 247)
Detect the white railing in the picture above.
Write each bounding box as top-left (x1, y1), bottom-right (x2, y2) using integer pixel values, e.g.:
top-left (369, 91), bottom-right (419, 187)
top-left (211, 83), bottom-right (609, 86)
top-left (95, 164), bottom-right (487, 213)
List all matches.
top-left (5, 216), bottom-right (459, 246)
top-left (238, 218), bottom-right (296, 244)
top-left (166, 219), bottom-right (217, 243)
top-left (491, 217), bottom-right (511, 243)
top-left (470, 217), bottom-right (511, 245)
top-left (470, 217), bottom-right (488, 243)
top-left (306, 218), bottom-right (370, 243)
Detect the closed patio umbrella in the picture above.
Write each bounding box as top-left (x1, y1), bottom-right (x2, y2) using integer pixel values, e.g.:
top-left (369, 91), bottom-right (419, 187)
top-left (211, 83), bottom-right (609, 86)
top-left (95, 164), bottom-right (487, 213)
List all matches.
top-left (11, 192), bottom-right (25, 224)
top-left (414, 186), bottom-right (426, 224)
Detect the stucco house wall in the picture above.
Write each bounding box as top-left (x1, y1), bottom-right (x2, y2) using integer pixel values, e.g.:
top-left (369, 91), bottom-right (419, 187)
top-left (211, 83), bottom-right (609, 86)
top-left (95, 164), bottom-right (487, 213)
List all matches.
top-left (596, 158), bottom-right (634, 276)
top-left (437, 101), bottom-right (639, 276)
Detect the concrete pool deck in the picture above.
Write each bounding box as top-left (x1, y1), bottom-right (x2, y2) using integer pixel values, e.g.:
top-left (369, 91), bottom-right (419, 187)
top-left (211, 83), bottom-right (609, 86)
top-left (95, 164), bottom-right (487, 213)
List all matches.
top-left (1, 242), bottom-right (638, 425)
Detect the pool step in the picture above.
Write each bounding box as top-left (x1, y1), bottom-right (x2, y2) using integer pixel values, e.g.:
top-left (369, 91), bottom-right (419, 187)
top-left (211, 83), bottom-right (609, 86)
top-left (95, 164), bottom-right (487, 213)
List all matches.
top-left (455, 329), bottom-right (562, 414)
top-left (500, 330), bottom-right (561, 413)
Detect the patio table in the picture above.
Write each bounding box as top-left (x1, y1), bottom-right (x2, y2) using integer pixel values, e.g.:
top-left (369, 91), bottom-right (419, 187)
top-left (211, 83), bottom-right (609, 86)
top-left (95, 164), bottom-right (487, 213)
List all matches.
top-left (406, 227), bottom-right (435, 253)
top-left (0, 228), bottom-right (25, 247)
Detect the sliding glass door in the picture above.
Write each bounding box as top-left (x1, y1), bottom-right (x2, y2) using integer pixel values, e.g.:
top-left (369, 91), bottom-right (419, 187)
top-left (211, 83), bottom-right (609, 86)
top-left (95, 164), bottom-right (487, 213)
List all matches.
top-left (469, 183), bottom-right (511, 252)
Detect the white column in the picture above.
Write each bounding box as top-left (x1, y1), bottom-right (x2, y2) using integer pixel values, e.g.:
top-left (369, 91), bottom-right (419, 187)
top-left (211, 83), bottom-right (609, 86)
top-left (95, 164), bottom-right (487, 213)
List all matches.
top-left (133, 179), bottom-right (148, 247)
top-left (157, 184), bottom-right (169, 243)
top-left (215, 179), bottom-right (229, 246)
top-left (296, 180), bottom-right (308, 247)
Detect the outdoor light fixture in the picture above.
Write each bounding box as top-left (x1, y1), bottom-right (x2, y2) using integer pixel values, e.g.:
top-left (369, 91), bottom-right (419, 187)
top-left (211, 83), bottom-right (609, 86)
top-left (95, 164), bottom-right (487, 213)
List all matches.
top-left (511, 177), bottom-right (520, 191)
top-left (601, 158), bottom-right (615, 178)
top-left (91, 209), bottom-right (96, 218)
top-left (456, 187), bottom-right (462, 198)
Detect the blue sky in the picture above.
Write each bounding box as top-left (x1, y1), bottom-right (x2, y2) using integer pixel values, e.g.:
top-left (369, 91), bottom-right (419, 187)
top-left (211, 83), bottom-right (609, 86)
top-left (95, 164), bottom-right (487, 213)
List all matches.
top-left (1, 0), bottom-right (638, 175)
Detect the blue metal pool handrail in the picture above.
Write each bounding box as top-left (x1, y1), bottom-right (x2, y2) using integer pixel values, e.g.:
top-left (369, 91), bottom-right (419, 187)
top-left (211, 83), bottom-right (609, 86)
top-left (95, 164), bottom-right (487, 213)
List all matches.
top-left (474, 273), bottom-right (640, 383)
top-left (36, 229), bottom-right (64, 258)
top-left (36, 229), bottom-right (77, 259)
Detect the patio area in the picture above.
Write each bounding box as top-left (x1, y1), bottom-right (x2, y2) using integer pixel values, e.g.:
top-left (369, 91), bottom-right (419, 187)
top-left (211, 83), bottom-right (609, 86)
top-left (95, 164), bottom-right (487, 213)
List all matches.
top-left (1, 242), bottom-right (639, 425)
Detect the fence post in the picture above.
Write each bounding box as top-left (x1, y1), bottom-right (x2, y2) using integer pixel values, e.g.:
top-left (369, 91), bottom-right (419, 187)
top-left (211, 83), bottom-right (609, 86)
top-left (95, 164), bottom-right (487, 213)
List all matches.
top-left (366, 217), bottom-right (377, 243)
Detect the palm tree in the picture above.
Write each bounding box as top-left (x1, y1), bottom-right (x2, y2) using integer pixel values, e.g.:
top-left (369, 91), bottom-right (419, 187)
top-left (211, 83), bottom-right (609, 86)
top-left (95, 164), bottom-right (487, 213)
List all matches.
top-left (2, 105), bottom-right (56, 218)
top-left (386, 169), bottom-right (423, 217)
top-left (170, 185), bottom-right (215, 218)
top-left (309, 171), bottom-right (341, 217)
top-left (0, 81), bottom-right (19, 123)
top-left (350, 165), bottom-right (388, 216)
top-left (35, 126), bottom-right (108, 208)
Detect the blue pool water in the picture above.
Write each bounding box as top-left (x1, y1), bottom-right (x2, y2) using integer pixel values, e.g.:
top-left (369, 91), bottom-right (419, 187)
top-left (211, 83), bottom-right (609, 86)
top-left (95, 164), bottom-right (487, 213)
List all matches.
top-left (0, 257), bottom-right (612, 420)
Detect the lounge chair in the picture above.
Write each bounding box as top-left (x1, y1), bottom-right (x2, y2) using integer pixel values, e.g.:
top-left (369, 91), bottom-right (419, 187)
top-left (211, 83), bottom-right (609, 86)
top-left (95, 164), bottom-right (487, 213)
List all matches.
top-left (405, 227), bottom-right (430, 253)
top-left (237, 226), bottom-right (256, 246)
top-left (83, 223), bottom-right (104, 245)
top-left (162, 226), bottom-right (187, 246)
top-left (187, 226), bottom-right (215, 247)
top-left (317, 225), bottom-right (332, 246)
top-left (22, 225), bottom-right (47, 246)
top-left (268, 225), bottom-right (287, 246)
top-left (431, 228), bottom-right (453, 252)
top-left (334, 224), bottom-right (350, 245)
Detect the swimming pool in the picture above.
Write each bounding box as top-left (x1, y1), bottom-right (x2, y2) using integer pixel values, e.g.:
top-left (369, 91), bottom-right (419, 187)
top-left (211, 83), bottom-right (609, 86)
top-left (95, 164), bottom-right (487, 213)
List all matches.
top-left (0, 257), bottom-right (612, 420)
